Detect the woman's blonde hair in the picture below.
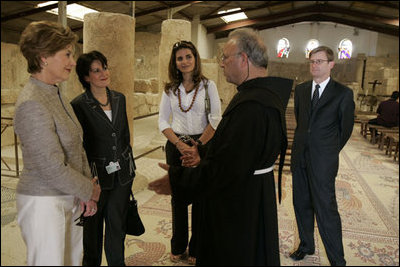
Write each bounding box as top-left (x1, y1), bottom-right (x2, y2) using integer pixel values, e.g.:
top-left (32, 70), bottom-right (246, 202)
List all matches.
top-left (19, 20), bottom-right (78, 74)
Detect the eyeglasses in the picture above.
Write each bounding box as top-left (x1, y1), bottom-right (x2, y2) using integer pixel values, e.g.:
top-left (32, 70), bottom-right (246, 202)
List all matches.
top-left (308, 59), bottom-right (330, 65)
top-left (90, 66), bottom-right (109, 73)
top-left (219, 52), bottom-right (241, 63)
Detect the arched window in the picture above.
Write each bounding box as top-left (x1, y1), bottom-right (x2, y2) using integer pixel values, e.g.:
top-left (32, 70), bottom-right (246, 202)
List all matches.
top-left (305, 39), bottom-right (319, 58)
top-left (277, 38), bottom-right (290, 58)
top-left (338, 39), bottom-right (353, 59)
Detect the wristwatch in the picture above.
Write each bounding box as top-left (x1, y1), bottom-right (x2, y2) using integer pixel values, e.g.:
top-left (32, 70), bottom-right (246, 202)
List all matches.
top-left (196, 139), bottom-right (203, 146)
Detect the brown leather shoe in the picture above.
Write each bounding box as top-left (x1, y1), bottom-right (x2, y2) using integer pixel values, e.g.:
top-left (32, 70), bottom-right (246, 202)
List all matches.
top-left (170, 253), bottom-right (186, 263)
top-left (188, 256), bottom-right (196, 265)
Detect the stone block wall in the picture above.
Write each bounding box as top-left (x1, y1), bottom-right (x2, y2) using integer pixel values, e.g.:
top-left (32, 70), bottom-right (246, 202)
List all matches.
top-left (135, 32), bottom-right (160, 80)
top-left (133, 78), bottom-right (160, 117)
top-left (363, 55), bottom-right (399, 97)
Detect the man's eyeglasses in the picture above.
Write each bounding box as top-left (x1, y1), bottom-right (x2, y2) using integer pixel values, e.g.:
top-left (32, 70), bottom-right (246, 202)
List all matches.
top-left (308, 59), bottom-right (330, 65)
top-left (219, 52), bottom-right (241, 63)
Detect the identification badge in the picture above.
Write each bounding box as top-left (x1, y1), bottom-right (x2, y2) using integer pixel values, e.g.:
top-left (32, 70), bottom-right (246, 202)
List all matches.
top-left (105, 161), bottom-right (121, 174)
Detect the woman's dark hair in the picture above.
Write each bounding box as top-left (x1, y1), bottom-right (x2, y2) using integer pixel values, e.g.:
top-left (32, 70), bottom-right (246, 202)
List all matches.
top-left (19, 20), bottom-right (78, 74)
top-left (76, 50), bottom-right (108, 90)
top-left (164, 40), bottom-right (208, 95)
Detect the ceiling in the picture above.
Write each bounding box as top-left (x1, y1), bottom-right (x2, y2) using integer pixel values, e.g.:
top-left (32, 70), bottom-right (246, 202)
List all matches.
top-left (1, 1), bottom-right (399, 44)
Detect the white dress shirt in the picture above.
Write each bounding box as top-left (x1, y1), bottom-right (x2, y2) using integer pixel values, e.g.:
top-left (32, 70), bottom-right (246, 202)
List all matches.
top-left (158, 80), bottom-right (222, 135)
top-left (312, 77), bottom-right (330, 100)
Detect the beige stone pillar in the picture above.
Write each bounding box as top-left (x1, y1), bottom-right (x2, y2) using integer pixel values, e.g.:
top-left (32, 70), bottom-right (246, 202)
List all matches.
top-left (83, 12), bottom-right (135, 145)
top-left (158, 19), bottom-right (191, 96)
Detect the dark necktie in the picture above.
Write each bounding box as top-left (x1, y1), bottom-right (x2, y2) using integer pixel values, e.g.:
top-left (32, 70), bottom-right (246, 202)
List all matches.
top-left (311, 84), bottom-right (320, 111)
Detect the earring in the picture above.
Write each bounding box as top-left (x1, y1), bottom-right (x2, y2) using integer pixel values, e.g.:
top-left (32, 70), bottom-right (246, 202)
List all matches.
top-left (44, 62), bottom-right (48, 66)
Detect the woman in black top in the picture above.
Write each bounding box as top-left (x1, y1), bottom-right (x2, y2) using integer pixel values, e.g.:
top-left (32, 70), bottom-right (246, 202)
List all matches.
top-left (71, 50), bottom-right (136, 266)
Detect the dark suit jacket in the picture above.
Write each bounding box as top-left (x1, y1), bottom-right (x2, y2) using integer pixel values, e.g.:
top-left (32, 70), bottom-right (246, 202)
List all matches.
top-left (71, 88), bottom-right (136, 190)
top-left (290, 78), bottom-right (355, 179)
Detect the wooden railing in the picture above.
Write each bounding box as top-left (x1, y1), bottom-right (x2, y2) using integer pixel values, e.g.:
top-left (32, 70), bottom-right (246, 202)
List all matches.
top-left (1, 117), bottom-right (20, 178)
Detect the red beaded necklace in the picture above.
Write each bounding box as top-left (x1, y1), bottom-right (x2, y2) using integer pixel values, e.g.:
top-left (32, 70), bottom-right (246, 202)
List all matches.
top-left (177, 86), bottom-right (199, 113)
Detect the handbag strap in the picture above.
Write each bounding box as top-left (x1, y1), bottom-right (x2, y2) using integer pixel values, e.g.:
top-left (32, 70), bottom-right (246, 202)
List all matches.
top-left (204, 80), bottom-right (211, 119)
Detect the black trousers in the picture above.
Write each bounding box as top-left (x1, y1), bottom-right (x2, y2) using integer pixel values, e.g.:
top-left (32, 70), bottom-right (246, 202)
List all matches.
top-left (165, 135), bottom-right (203, 257)
top-left (82, 174), bottom-right (132, 266)
top-left (292, 154), bottom-right (346, 266)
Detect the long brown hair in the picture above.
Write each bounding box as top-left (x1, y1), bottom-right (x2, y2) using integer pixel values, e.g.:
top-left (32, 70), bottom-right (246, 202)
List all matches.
top-left (164, 40), bottom-right (208, 95)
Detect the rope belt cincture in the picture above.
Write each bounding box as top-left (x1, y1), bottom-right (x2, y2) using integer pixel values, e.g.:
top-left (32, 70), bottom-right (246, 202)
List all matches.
top-left (253, 165), bottom-right (274, 175)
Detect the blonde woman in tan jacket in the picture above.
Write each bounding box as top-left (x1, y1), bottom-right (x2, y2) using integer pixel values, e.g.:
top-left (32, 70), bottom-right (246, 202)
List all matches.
top-left (14, 21), bottom-right (101, 266)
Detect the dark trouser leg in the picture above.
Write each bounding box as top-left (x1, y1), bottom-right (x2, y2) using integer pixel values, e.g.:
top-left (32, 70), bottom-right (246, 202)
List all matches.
top-left (104, 179), bottom-right (132, 266)
top-left (368, 118), bottom-right (378, 125)
top-left (82, 193), bottom-right (107, 266)
top-left (310, 175), bottom-right (346, 266)
top-left (292, 166), bottom-right (316, 253)
top-left (166, 140), bottom-right (189, 255)
top-left (171, 197), bottom-right (189, 255)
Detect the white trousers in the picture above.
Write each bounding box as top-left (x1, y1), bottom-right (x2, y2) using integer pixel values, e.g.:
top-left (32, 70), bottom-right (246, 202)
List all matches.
top-left (16, 194), bottom-right (83, 266)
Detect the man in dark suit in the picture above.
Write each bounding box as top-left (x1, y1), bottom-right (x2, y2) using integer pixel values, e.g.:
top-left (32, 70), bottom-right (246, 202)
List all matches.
top-left (290, 46), bottom-right (355, 266)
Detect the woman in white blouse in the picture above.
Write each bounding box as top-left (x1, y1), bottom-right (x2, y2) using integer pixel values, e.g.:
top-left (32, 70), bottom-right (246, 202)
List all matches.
top-left (158, 40), bottom-right (221, 265)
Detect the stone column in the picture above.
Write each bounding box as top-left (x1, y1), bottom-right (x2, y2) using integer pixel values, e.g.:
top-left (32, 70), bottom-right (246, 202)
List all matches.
top-left (83, 12), bottom-right (135, 145)
top-left (191, 14), bottom-right (200, 48)
top-left (158, 19), bottom-right (191, 96)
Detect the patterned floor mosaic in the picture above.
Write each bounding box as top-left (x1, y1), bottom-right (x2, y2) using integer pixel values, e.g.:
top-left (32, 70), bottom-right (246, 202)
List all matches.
top-left (1, 124), bottom-right (398, 266)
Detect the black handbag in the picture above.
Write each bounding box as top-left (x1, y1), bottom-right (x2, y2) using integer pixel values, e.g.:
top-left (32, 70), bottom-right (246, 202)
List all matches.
top-left (126, 191), bottom-right (145, 236)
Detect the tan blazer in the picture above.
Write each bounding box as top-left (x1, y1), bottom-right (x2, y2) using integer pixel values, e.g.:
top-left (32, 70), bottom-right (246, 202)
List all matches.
top-left (14, 77), bottom-right (93, 201)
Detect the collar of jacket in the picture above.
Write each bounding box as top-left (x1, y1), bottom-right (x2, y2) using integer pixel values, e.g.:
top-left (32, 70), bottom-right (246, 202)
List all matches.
top-left (84, 87), bottom-right (113, 107)
top-left (29, 76), bottom-right (59, 94)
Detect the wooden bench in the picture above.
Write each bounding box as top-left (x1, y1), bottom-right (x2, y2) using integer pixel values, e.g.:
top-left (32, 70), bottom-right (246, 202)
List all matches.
top-left (377, 128), bottom-right (400, 150)
top-left (369, 125), bottom-right (398, 144)
top-left (359, 119), bottom-right (370, 138)
top-left (384, 133), bottom-right (399, 159)
top-left (393, 136), bottom-right (399, 162)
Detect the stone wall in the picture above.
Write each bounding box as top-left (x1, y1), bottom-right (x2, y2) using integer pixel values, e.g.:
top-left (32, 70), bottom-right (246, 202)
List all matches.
top-left (133, 78), bottom-right (159, 117)
top-left (135, 32), bottom-right (160, 80)
top-left (363, 55), bottom-right (399, 97)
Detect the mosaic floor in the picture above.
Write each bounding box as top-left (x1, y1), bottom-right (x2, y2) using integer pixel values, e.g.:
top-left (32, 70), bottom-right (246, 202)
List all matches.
top-left (1, 119), bottom-right (399, 266)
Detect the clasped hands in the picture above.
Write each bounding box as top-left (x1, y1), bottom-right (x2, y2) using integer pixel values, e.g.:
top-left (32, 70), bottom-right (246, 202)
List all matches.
top-left (148, 139), bottom-right (201, 195)
top-left (176, 139), bottom-right (201, 168)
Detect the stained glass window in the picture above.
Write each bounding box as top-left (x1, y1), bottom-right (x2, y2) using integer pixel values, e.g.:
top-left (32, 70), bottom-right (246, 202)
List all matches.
top-left (338, 39), bottom-right (352, 59)
top-left (305, 39), bottom-right (319, 58)
top-left (277, 38), bottom-right (290, 58)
